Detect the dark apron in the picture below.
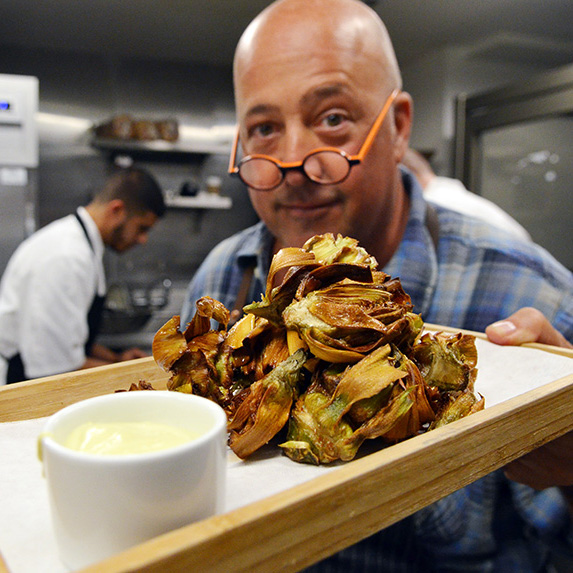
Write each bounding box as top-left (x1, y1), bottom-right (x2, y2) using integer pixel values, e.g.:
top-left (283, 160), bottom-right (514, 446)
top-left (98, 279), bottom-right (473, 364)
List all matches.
top-left (74, 212), bottom-right (106, 355)
top-left (5, 213), bottom-right (105, 384)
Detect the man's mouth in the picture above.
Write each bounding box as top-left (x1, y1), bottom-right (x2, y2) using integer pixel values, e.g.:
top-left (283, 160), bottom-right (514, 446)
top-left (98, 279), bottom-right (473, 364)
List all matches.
top-left (278, 198), bottom-right (341, 218)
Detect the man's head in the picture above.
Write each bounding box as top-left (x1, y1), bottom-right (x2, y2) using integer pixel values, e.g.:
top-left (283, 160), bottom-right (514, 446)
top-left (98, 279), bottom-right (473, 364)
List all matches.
top-left (88, 167), bottom-right (166, 253)
top-left (232, 0), bottom-right (413, 264)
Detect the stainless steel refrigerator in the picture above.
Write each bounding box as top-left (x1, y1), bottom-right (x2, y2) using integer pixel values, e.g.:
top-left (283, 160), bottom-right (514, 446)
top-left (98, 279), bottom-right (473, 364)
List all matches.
top-left (0, 74), bottom-right (39, 276)
top-left (455, 64), bottom-right (573, 272)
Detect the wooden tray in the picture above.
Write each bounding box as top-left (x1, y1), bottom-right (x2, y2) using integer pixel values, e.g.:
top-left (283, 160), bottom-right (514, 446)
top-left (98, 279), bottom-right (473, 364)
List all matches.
top-left (1, 329), bottom-right (572, 573)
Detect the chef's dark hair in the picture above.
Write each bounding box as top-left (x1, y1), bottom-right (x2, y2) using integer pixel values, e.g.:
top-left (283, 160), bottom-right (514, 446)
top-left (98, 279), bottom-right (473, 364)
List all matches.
top-left (94, 167), bottom-right (166, 217)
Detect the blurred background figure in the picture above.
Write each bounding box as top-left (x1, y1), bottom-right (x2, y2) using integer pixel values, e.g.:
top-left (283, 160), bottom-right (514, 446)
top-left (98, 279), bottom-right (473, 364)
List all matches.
top-left (0, 167), bottom-right (166, 385)
top-left (402, 147), bottom-right (531, 241)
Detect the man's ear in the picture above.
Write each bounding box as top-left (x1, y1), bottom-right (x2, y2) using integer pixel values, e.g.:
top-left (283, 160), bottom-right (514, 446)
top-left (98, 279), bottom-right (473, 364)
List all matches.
top-left (105, 199), bottom-right (128, 224)
top-left (392, 91), bottom-right (413, 164)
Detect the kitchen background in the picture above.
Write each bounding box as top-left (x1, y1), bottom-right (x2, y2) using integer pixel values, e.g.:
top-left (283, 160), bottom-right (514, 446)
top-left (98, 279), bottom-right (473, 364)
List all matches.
top-left (0, 0), bottom-right (572, 351)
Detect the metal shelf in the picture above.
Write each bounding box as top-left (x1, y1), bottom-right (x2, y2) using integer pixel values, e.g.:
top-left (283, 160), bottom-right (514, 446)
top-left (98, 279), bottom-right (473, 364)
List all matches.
top-left (165, 192), bottom-right (232, 210)
top-left (91, 137), bottom-right (231, 159)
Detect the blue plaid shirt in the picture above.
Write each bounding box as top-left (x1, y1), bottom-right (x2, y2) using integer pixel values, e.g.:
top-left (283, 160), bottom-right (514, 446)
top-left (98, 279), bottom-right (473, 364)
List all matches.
top-left (182, 170), bottom-right (573, 571)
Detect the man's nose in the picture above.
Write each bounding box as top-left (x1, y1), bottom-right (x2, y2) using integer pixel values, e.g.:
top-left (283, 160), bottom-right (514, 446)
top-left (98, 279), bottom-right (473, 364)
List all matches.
top-left (281, 127), bottom-right (316, 186)
top-left (281, 124), bottom-right (314, 162)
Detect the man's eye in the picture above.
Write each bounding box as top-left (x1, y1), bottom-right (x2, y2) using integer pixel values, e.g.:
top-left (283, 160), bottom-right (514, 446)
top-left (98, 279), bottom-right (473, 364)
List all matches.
top-left (323, 113), bottom-right (344, 128)
top-left (252, 124), bottom-right (274, 137)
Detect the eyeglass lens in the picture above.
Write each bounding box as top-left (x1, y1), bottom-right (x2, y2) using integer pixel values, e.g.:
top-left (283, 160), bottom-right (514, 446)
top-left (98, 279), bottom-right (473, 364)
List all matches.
top-left (239, 150), bottom-right (352, 190)
top-left (239, 158), bottom-right (283, 190)
top-left (304, 150), bottom-right (350, 184)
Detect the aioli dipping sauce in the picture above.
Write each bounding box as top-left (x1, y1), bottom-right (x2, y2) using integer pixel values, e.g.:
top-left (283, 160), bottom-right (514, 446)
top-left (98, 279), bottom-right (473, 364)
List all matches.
top-left (65, 421), bottom-right (199, 455)
top-left (40, 392), bottom-right (227, 570)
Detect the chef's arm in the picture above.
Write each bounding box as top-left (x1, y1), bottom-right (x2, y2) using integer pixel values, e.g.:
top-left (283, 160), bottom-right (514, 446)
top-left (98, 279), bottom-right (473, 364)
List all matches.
top-left (83, 343), bottom-right (149, 368)
top-left (486, 307), bottom-right (573, 516)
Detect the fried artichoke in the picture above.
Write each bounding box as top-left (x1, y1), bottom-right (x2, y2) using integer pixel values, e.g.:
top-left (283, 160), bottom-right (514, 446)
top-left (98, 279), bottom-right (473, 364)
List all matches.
top-left (152, 233), bottom-right (483, 464)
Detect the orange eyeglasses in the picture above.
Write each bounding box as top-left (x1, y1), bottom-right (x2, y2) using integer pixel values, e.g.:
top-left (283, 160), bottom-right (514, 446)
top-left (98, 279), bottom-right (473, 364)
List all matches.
top-left (228, 89), bottom-right (400, 191)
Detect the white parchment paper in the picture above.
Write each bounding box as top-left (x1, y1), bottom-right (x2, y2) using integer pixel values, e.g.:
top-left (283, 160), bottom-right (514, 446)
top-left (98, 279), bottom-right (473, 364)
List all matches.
top-left (1, 338), bottom-right (571, 572)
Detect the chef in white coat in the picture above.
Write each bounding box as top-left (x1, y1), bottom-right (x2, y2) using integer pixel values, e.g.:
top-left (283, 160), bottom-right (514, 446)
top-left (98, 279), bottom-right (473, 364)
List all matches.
top-left (0, 167), bottom-right (166, 384)
top-left (402, 148), bottom-right (531, 241)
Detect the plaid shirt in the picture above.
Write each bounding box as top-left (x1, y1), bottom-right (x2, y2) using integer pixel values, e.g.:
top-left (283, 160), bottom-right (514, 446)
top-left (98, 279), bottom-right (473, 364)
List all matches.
top-left (182, 171), bottom-right (573, 571)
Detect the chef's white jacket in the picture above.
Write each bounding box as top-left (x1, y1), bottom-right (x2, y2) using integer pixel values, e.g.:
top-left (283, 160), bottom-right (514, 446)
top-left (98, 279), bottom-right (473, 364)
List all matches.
top-left (0, 207), bottom-right (106, 384)
top-left (424, 176), bottom-right (531, 241)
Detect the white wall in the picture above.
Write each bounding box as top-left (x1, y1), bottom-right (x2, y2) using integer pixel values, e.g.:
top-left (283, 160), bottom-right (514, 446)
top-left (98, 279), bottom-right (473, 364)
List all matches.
top-left (402, 44), bottom-right (562, 176)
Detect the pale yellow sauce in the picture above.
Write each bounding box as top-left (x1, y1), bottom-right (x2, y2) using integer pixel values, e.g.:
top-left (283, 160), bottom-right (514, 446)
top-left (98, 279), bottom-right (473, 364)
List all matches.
top-left (64, 421), bottom-right (199, 455)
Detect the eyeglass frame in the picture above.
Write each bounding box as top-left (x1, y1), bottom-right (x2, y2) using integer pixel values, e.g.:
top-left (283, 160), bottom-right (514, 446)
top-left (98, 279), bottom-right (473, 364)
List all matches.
top-left (228, 89), bottom-right (400, 191)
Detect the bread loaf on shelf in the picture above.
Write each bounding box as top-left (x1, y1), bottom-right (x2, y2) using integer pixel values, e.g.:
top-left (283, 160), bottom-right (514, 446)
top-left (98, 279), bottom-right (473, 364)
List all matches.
top-left (93, 115), bottom-right (179, 143)
top-left (93, 114), bottom-right (134, 140)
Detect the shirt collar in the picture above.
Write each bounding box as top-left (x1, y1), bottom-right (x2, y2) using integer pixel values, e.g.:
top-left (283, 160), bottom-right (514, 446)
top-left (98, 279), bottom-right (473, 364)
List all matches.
top-left (383, 167), bottom-right (438, 316)
top-left (234, 222), bottom-right (274, 293)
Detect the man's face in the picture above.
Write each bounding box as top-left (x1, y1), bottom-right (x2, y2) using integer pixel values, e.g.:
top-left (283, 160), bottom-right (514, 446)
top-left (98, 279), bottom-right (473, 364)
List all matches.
top-left (234, 18), bottom-right (406, 255)
top-left (108, 211), bottom-right (158, 253)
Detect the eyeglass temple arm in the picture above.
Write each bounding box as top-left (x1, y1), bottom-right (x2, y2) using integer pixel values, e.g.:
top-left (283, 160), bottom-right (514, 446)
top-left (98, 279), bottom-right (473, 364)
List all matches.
top-left (353, 89), bottom-right (400, 162)
top-left (228, 128), bottom-right (241, 174)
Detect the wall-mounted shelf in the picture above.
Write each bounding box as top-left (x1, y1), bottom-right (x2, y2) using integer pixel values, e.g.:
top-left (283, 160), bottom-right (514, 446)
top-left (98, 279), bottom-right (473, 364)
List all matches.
top-left (165, 192), bottom-right (232, 210)
top-left (91, 137), bottom-right (231, 161)
top-left (91, 135), bottom-right (233, 218)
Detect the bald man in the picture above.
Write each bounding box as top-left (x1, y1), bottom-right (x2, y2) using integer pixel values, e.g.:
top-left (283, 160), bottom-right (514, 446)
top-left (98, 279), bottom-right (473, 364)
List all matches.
top-left (182, 1), bottom-right (573, 570)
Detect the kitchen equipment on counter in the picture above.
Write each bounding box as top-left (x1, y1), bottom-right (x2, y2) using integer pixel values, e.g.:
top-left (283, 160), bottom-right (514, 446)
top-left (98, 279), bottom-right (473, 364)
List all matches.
top-left (179, 179), bottom-right (199, 197)
top-left (205, 175), bottom-right (222, 194)
top-left (100, 278), bottom-right (172, 335)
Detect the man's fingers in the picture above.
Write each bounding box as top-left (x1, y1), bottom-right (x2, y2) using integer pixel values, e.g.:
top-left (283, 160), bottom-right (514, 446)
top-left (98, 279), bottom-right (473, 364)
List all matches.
top-left (486, 307), bottom-right (572, 348)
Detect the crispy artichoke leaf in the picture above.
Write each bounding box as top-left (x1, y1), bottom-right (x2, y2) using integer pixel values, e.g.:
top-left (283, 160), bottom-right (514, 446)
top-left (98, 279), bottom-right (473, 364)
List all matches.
top-left (410, 332), bottom-right (478, 391)
top-left (281, 388), bottom-right (413, 464)
top-left (295, 264), bottom-right (375, 300)
top-left (278, 440), bottom-right (320, 465)
top-left (226, 323), bottom-right (291, 386)
top-left (430, 390), bottom-right (485, 429)
top-left (347, 386), bottom-right (394, 425)
top-left (280, 390), bottom-right (355, 464)
top-left (283, 283), bottom-right (392, 337)
top-left (299, 328), bottom-right (366, 363)
top-left (266, 247), bottom-right (318, 299)
top-left (256, 328), bottom-right (291, 375)
top-left (244, 266), bottom-right (319, 326)
top-left (283, 282), bottom-right (422, 362)
top-left (393, 349), bottom-right (437, 425)
top-left (225, 313), bottom-right (259, 349)
top-left (167, 350), bottom-right (208, 395)
top-left (378, 276), bottom-right (414, 308)
top-left (302, 233), bottom-right (378, 268)
top-left (246, 249), bottom-right (376, 326)
top-left (346, 386), bottom-right (416, 446)
top-left (281, 346), bottom-right (408, 463)
top-left (184, 296), bottom-right (230, 340)
top-left (168, 330), bottom-right (227, 398)
top-left (152, 315), bottom-right (189, 371)
top-left (228, 349), bottom-right (308, 459)
top-left (330, 344), bottom-right (407, 416)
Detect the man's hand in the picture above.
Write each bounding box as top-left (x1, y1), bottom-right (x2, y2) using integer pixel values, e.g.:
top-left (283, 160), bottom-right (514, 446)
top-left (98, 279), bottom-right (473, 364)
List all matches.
top-left (486, 307), bottom-right (572, 349)
top-left (486, 307), bottom-right (573, 503)
top-left (118, 347), bottom-right (149, 361)
top-left (503, 435), bottom-right (573, 490)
